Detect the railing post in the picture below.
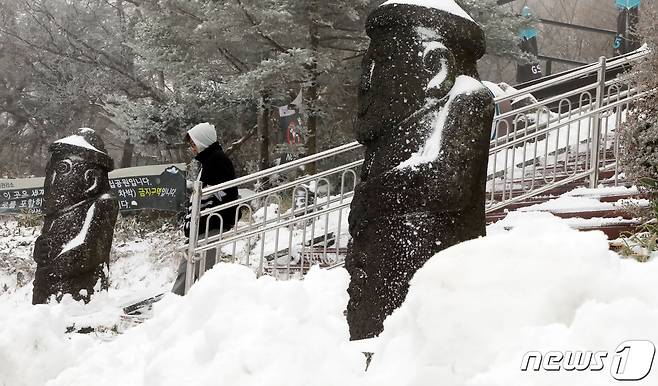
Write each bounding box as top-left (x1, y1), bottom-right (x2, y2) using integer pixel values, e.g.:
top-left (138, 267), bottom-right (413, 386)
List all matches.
top-left (185, 180), bottom-right (203, 294)
top-left (589, 56), bottom-right (606, 189)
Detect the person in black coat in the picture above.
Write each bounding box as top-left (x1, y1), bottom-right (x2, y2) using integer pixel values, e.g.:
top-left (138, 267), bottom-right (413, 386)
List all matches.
top-left (172, 122), bottom-right (240, 295)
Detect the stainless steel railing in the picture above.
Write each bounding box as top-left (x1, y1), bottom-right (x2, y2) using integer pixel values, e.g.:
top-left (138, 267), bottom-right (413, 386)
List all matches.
top-left (182, 142), bottom-right (363, 293)
top-left (486, 52), bottom-right (649, 212)
top-left (182, 51), bottom-right (649, 292)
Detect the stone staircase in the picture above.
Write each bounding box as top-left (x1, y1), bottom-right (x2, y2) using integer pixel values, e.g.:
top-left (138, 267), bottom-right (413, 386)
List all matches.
top-left (486, 181), bottom-right (647, 243)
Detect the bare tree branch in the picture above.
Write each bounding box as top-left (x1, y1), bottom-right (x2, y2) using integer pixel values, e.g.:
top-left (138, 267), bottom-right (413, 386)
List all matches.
top-left (225, 124), bottom-right (257, 156)
top-left (235, 0), bottom-right (289, 53)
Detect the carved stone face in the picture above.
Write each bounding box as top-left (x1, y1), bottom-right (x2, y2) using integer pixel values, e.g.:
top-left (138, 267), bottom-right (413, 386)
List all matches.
top-left (42, 129), bottom-right (113, 214)
top-left (43, 154), bottom-right (102, 212)
top-left (356, 22), bottom-right (456, 145)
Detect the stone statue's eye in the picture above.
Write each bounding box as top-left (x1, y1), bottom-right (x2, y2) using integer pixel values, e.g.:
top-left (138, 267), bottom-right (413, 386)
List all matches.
top-left (55, 161), bottom-right (71, 174)
top-left (423, 50), bottom-right (443, 71)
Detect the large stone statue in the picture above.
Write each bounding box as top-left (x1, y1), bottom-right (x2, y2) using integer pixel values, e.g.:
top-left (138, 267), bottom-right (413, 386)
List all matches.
top-left (345, 1), bottom-right (495, 340)
top-left (32, 128), bottom-right (119, 304)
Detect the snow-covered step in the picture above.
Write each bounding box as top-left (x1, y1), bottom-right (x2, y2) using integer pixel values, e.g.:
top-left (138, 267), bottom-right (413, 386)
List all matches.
top-left (487, 186), bottom-right (649, 223)
top-left (488, 185), bottom-right (646, 245)
top-left (487, 174), bottom-right (627, 203)
top-left (572, 220), bottom-right (642, 241)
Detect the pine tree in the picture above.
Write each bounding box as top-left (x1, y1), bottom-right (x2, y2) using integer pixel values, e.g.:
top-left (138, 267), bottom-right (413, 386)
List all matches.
top-left (0, 0), bottom-right (140, 172)
top-left (129, 0), bottom-right (374, 173)
top-left (0, 0), bottom-right (535, 176)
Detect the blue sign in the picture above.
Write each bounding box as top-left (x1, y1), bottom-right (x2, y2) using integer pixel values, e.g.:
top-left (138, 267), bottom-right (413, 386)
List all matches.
top-left (613, 34), bottom-right (623, 49)
top-left (520, 6), bottom-right (539, 40)
top-left (616, 0), bottom-right (640, 9)
top-left (521, 28), bottom-right (539, 40)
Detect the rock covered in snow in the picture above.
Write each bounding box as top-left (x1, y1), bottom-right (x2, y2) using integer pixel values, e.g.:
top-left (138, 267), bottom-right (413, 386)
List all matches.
top-left (32, 128), bottom-right (119, 304)
top-left (346, 1), bottom-right (495, 340)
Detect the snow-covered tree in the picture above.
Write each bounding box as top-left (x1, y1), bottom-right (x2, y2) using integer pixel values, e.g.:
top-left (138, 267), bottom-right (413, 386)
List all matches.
top-left (619, 7), bottom-right (658, 187)
top-left (0, 0), bottom-right (534, 176)
top-left (0, 0), bottom-right (140, 172)
top-left (127, 0), bottom-right (374, 173)
top-left (456, 0), bottom-right (536, 62)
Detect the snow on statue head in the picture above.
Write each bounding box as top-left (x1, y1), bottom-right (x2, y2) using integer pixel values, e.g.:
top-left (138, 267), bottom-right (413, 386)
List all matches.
top-left (43, 128), bottom-right (114, 212)
top-left (356, 0), bottom-right (485, 144)
top-left (32, 128), bottom-right (119, 305)
top-left (346, 1), bottom-right (495, 340)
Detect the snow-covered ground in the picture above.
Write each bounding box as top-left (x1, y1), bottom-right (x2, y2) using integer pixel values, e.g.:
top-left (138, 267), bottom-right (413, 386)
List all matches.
top-left (2, 199), bottom-right (658, 385)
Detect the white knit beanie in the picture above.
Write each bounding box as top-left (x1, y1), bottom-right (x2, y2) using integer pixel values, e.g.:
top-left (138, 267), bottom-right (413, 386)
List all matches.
top-left (187, 122), bottom-right (217, 153)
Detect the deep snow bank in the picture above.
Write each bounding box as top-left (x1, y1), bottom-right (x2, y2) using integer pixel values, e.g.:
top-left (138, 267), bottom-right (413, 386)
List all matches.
top-left (0, 266), bottom-right (363, 386)
top-left (2, 212), bottom-right (658, 386)
top-left (368, 212), bottom-right (658, 385)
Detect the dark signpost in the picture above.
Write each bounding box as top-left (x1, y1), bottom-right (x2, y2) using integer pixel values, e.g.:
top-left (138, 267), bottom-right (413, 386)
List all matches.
top-left (517, 6), bottom-right (543, 84)
top-left (614, 0), bottom-right (641, 55)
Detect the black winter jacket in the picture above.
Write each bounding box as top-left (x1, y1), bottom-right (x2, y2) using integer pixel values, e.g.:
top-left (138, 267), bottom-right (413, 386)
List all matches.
top-left (184, 142), bottom-right (240, 238)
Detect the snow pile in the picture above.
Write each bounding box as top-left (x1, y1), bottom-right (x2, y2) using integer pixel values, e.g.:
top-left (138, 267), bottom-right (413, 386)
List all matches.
top-left (368, 212), bottom-right (658, 385)
top-left (518, 195), bottom-right (618, 213)
top-left (0, 294), bottom-right (101, 386)
top-left (489, 209), bottom-right (638, 232)
top-left (482, 80), bottom-right (507, 98)
top-left (3, 212), bottom-right (658, 385)
top-left (0, 266), bottom-right (362, 386)
top-left (565, 185), bottom-right (640, 198)
top-left (108, 230), bottom-right (180, 297)
top-left (381, 0), bottom-right (474, 22)
top-left (0, 219), bottom-right (38, 293)
top-left (518, 195), bottom-right (649, 213)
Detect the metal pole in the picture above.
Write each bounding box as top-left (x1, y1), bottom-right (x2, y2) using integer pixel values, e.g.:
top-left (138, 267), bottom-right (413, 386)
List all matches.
top-left (625, 9), bottom-right (630, 54)
top-left (185, 180), bottom-right (203, 294)
top-left (589, 56), bottom-right (607, 188)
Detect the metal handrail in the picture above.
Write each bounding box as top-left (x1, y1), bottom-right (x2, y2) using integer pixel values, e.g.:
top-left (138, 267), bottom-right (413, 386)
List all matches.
top-left (494, 48), bottom-right (648, 104)
top-left (485, 170), bottom-right (593, 213)
top-left (203, 141), bottom-right (362, 196)
top-left (200, 160), bottom-right (363, 216)
top-left (195, 200), bottom-right (353, 254)
top-left (489, 89), bottom-right (649, 153)
top-left (494, 82), bottom-right (597, 121)
top-left (199, 53), bottom-right (647, 202)
top-left (192, 191), bottom-right (356, 248)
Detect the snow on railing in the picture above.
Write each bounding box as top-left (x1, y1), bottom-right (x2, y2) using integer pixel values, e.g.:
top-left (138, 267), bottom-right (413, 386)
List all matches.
top-left (182, 52), bottom-right (649, 293)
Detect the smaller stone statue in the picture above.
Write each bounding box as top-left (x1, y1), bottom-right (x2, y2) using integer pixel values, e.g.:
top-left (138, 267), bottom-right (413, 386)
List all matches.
top-left (32, 128), bottom-right (119, 304)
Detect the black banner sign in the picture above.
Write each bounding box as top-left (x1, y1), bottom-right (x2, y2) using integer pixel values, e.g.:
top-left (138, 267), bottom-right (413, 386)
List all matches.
top-left (0, 164), bottom-right (187, 215)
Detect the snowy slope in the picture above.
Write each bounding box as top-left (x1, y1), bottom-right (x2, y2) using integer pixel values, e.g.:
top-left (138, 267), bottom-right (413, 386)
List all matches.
top-left (2, 211), bottom-right (658, 385)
